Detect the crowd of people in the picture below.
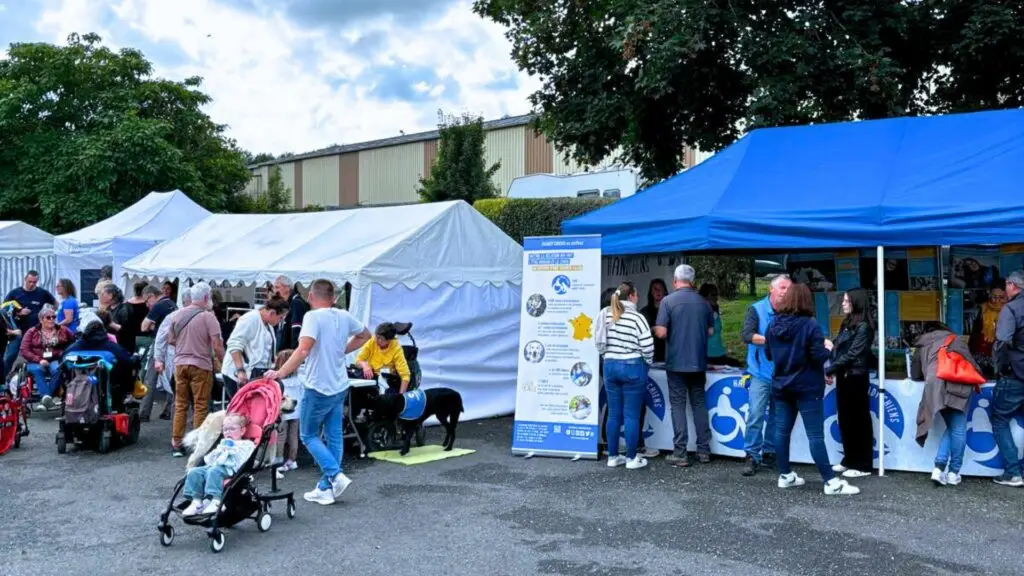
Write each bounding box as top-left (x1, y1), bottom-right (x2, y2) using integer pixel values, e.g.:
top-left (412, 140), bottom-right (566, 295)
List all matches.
top-left (595, 265), bottom-right (1024, 491)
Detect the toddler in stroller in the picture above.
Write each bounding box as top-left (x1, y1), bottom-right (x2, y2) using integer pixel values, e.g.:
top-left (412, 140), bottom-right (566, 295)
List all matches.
top-left (181, 413), bottom-right (255, 517)
top-left (158, 377), bottom-right (296, 553)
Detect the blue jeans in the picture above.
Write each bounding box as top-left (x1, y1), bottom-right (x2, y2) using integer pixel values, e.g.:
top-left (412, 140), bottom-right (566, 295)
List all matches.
top-left (3, 336), bottom-right (22, 379)
top-left (991, 376), bottom-right (1024, 477)
top-left (774, 387), bottom-right (834, 482)
top-left (27, 363), bottom-right (61, 397)
top-left (743, 376), bottom-right (775, 462)
top-left (603, 359), bottom-right (647, 460)
top-left (300, 387), bottom-right (347, 490)
top-left (183, 464), bottom-right (230, 500)
top-left (934, 408), bottom-right (967, 474)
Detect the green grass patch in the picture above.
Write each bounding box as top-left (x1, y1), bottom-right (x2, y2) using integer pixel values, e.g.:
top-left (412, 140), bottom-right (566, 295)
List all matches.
top-left (720, 295), bottom-right (758, 359)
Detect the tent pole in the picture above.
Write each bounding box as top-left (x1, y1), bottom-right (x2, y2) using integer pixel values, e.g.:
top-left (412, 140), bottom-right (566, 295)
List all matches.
top-left (876, 245), bottom-right (886, 477)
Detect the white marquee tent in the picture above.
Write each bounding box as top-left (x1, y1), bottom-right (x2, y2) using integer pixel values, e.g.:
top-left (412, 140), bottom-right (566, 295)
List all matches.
top-left (0, 221), bottom-right (55, 298)
top-left (123, 200), bottom-right (524, 420)
top-left (55, 190), bottom-right (211, 304)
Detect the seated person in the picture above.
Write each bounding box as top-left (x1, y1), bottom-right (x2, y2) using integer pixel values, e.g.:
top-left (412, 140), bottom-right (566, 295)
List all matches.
top-left (182, 413), bottom-right (256, 517)
top-left (64, 320), bottom-right (134, 410)
top-left (355, 322), bottom-right (411, 393)
top-left (19, 304), bottom-right (76, 408)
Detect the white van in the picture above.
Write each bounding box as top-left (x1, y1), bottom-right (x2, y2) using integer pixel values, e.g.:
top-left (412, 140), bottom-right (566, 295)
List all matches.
top-left (506, 167), bottom-right (639, 200)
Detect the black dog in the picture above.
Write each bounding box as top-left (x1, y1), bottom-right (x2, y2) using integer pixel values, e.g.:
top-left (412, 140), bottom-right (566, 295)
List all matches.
top-left (374, 388), bottom-right (464, 456)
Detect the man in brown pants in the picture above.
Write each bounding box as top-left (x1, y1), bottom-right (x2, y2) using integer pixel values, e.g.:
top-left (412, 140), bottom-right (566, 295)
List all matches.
top-left (168, 282), bottom-right (224, 457)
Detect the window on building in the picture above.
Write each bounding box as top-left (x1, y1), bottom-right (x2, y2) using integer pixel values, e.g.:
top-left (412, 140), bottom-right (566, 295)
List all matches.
top-left (603, 189), bottom-right (621, 199)
top-left (577, 189), bottom-right (600, 198)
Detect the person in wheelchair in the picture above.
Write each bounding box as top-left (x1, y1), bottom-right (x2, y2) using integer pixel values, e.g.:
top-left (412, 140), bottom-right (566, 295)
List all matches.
top-left (64, 320), bottom-right (135, 411)
top-left (355, 323), bottom-right (411, 394)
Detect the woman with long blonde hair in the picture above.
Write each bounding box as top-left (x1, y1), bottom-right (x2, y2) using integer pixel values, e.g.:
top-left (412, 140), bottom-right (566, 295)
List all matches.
top-left (596, 281), bottom-right (654, 470)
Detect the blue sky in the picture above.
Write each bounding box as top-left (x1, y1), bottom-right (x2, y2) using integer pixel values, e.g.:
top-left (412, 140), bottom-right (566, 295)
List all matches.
top-left (0, 0), bottom-right (537, 155)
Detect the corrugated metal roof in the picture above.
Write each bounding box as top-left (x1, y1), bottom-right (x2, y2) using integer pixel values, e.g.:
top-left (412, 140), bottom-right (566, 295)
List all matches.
top-left (250, 113), bottom-right (536, 169)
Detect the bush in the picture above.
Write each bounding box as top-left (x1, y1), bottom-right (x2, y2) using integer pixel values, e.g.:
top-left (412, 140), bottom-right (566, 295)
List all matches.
top-left (473, 197), bottom-right (613, 244)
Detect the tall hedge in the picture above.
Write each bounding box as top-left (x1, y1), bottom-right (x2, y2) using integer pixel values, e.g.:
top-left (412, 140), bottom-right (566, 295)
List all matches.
top-left (474, 197), bottom-right (613, 244)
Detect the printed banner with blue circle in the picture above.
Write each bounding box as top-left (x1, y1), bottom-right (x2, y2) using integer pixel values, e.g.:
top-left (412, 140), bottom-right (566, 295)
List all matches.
top-left (633, 370), bottom-right (1024, 476)
top-left (513, 235), bottom-right (602, 458)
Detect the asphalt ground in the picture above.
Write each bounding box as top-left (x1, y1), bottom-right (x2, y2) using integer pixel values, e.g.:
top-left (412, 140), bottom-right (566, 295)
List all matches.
top-left (2, 411), bottom-right (1022, 576)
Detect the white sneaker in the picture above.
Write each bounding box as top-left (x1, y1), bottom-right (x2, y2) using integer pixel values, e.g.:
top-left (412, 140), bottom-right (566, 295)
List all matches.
top-left (40, 395), bottom-right (54, 410)
top-left (639, 448), bottom-right (661, 459)
top-left (201, 499), bottom-right (222, 515)
top-left (284, 460), bottom-right (298, 471)
top-left (303, 486), bottom-right (336, 506)
top-left (607, 455), bottom-right (627, 468)
top-left (182, 499), bottom-right (204, 516)
top-left (625, 456), bottom-right (648, 470)
top-left (945, 472), bottom-right (962, 486)
top-left (276, 469), bottom-right (285, 480)
top-left (777, 472), bottom-right (805, 488)
top-left (831, 464), bottom-right (847, 473)
top-left (331, 473), bottom-right (352, 499)
top-left (842, 469), bottom-right (871, 479)
top-left (824, 478), bottom-right (860, 495)
top-left (930, 467), bottom-right (947, 486)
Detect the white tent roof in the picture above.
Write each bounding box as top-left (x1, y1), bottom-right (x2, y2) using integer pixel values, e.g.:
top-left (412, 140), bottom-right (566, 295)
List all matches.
top-left (0, 221), bottom-right (53, 258)
top-left (122, 201), bottom-right (523, 289)
top-left (56, 190), bottom-right (211, 245)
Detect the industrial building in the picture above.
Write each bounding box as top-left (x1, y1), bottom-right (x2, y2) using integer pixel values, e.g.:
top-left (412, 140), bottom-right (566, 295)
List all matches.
top-left (244, 114), bottom-right (709, 208)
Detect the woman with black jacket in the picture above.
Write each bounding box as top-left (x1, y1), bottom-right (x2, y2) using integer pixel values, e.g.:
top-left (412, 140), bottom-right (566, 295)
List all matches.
top-left (826, 288), bottom-right (875, 478)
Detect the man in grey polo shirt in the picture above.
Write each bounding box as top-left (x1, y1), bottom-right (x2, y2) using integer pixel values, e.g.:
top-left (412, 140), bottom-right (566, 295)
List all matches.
top-left (992, 270), bottom-right (1024, 487)
top-left (655, 264), bottom-right (715, 467)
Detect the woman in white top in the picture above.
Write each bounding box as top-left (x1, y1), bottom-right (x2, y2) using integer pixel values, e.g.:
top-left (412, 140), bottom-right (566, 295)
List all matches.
top-left (596, 282), bottom-right (655, 470)
top-left (221, 297), bottom-right (287, 396)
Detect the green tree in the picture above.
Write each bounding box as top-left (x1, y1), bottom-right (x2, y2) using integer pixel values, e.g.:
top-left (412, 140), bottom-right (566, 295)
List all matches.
top-left (418, 110), bottom-right (501, 203)
top-left (0, 33), bottom-right (251, 232)
top-left (243, 151), bottom-right (276, 165)
top-left (474, 0), bottom-right (1024, 181)
top-left (236, 164), bottom-right (292, 213)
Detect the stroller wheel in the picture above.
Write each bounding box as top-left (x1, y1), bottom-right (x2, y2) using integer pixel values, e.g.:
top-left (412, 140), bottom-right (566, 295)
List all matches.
top-left (56, 434), bottom-right (67, 454)
top-left (210, 531), bottom-right (226, 553)
top-left (257, 511), bottom-right (272, 532)
top-left (97, 428), bottom-right (112, 454)
top-left (159, 525), bottom-right (174, 547)
top-left (286, 499), bottom-right (296, 519)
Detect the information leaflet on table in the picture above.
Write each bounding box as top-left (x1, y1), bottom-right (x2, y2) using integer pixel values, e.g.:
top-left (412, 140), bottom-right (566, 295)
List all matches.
top-left (512, 235), bottom-right (601, 459)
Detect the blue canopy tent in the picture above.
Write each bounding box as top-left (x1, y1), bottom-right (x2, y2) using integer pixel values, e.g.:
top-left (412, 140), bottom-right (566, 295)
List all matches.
top-left (563, 108), bottom-right (1024, 255)
top-left (563, 108), bottom-right (1024, 476)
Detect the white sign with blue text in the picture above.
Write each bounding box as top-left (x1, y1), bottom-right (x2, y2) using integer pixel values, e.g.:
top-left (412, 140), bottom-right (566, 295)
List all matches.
top-left (512, 235), bottom-right (602, 459)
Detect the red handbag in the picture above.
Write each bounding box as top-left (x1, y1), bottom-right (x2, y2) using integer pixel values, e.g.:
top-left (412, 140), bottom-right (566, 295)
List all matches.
top-left (936, 335), bottom-right (986, 387)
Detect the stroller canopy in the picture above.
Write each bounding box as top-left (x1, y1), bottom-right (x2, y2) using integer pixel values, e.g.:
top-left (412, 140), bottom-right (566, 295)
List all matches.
top-left (227, 379), bottom-right (282, 441)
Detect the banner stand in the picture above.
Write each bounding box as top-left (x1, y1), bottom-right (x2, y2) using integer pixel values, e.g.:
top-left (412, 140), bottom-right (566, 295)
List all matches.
top-left (511, 235), bottom-right (602, 460)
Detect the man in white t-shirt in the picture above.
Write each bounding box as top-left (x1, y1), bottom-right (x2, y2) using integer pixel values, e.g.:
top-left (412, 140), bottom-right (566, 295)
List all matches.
top-left (266, 279), bottom-right (371, 505)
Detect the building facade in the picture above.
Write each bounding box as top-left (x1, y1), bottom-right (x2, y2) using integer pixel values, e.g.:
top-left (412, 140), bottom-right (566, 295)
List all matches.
top-left (245, 114), bottom-right (709, 209)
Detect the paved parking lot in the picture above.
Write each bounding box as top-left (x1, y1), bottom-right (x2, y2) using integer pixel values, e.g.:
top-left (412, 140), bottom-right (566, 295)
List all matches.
top-left (2, 411), bottom-right (1021, 576)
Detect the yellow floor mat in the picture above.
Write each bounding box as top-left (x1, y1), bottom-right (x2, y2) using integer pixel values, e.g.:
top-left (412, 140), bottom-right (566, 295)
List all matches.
top-left (368, 444), bottom-right (475, 465)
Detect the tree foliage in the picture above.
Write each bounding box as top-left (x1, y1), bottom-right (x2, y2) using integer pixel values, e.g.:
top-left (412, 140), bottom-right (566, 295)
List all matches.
top-left (474, 197), bottom-right (613, 244)
top-left (0, 33), bottom-right (251, 232)
top-left (418, 110), bottom-right (501, 203)
top-left (474, 0), bottom-right (1024, 180)
top-left (234, 165), bottom-right (292, 213)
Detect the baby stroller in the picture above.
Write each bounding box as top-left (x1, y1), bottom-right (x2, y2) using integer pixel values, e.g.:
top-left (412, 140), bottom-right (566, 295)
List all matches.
top-left (57, 351), bottom-right (142, 454)
top-left (345, 322), bottom-right (426, 455)
top-left (158, 378), bottom-right (296, 553)
top-left (0, 370), bottom-right (31, 454)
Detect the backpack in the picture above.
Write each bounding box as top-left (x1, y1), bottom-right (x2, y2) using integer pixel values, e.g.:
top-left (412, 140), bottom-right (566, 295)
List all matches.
top-left (64, 372), bottom-right (100, 425)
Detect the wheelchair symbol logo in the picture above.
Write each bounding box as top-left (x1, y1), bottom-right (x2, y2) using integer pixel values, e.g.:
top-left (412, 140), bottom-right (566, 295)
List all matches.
top-left (552, 275), bottom-right (571, 295)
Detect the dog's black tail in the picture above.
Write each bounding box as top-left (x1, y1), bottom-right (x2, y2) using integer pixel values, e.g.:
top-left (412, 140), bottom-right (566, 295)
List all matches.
top-left (456, 393), bottom-right (465, 414)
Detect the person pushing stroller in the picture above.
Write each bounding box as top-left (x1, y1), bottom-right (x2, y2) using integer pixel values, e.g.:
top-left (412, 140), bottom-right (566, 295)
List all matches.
top-left (181, 413), bottom-right (255, 517)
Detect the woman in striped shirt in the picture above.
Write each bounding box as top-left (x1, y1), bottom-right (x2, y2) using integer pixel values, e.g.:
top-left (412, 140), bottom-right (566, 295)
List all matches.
top-left (597, 282), bottom-right (655, 470)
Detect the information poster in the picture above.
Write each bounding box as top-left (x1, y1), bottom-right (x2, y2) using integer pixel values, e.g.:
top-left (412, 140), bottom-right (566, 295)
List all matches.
top-left (835, 251), bottom-right (861, 291)
top-left (908, 247), bottom-right (938, 291)
top-left (1000, 244), bottom-right (1024, 278)
top-left (512, 235), bottom-right (602, 459)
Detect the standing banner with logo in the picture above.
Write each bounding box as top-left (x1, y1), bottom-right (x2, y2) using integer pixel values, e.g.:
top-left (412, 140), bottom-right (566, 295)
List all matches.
top-left (641, 370), bottom-right (1024, 477)
top-left (512, 235), bottom-right (602, 459)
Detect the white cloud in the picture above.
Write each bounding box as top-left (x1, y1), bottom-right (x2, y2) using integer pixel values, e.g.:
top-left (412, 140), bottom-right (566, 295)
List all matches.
top-left (29, 0), bottom-right (539, 155)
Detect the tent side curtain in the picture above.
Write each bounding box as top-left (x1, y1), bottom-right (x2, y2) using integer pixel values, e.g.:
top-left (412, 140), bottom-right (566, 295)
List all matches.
top-left (563, 109), bottom-right (1024, 255)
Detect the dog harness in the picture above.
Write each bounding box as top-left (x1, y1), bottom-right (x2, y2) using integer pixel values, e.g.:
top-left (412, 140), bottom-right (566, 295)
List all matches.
top-left (399, 389), bottom-right (427, 421)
